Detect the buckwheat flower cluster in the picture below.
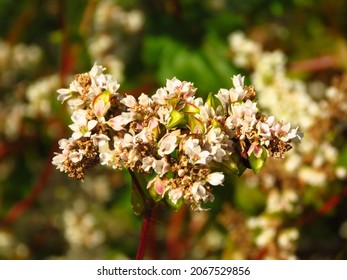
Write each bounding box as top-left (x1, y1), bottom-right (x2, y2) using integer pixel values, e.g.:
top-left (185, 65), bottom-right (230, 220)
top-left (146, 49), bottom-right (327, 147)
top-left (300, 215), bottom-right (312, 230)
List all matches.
top-left (226, 31), bottom-right (347, 259)
top-left (0, 40), bottom-right (43, 139)
top-left (53, 63), bottom-right (300, 211)
top-left (229, 31), bottom-right (319, 131)
top-left (52, 64), bottom-right (123, 180)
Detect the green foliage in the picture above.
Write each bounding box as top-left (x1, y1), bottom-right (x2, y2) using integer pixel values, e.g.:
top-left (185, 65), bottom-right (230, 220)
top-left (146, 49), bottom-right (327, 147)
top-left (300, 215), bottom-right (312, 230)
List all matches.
top-left (249, 147), bottom-right (268, 174)
top-left (143, 32), bottom-right (237, 94)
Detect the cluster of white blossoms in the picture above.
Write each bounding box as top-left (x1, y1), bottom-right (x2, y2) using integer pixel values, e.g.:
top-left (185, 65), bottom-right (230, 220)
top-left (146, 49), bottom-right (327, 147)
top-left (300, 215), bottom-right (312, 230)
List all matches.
top-left (228, 31), bottom-right (347, 259)
top-left (52, 63), bottom-right (300, 211)
top-left (0, 40), bottom-right (43, 139)
top-left (63, 199), bottom-right (105, 250)
top-left (229, 31), bottom-right (320, 131)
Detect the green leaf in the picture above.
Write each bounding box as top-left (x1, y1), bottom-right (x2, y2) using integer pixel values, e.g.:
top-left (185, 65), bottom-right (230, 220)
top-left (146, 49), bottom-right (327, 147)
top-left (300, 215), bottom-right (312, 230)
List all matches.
top-left (206, 92), bottom-right (222, 111)
top-left (131, 182), bottom-right (145, 216)
top-left (211, 153), bottom-right (246, 176)
top-left (249, 147), bottom-right (268, 173)
top-left (234, 179), bottom-right (266, 215)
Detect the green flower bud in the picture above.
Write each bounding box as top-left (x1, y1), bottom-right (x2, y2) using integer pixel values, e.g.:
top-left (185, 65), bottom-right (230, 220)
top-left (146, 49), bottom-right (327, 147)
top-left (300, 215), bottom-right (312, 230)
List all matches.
top-left (92, 90), bottom-right (111, 118)
top-left (166, 109), bottom-right (186, 129)
top-left (249, 146), bottom-right (268, 173)
top-left (188, 115), bottom-right (205, 133)
top-left (182, 102), bottom-right (200, 114)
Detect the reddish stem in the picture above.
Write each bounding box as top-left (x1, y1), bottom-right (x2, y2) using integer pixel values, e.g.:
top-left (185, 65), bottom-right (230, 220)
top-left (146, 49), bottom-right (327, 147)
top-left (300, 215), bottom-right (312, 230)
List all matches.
top-left (3, 150), bottom-right (55, 225)
top-left (129, 171), bottom-right (154, 260)
top-left (136, 207), bottom-right (153, 260)
top-left (289, 55), bottom-right (337, 72)
top-left (296, 185), bottom-right (347, 227)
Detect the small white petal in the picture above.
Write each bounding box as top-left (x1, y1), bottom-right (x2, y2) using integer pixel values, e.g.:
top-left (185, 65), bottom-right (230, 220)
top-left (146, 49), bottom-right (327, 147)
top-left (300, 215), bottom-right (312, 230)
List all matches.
top-left (120, 95), bottom-right (137, 108)
top-left (87, 120), bottom-right (98, 131)
top-left (206, 172), bottom-right (225, 186)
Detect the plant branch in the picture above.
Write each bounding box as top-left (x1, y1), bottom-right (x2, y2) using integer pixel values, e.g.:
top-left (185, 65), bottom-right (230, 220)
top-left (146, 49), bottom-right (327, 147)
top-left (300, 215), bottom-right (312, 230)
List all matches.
top-left (3, 144), bottom-right (57, 225)
top-left (129, 170), bottom-right (155, 260)
top-left (135, 206), bottom-right (153, 260)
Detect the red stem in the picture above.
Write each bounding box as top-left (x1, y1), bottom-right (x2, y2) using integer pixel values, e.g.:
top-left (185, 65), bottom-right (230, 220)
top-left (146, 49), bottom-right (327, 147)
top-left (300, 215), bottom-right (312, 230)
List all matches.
top-left (129, 171), bottom-right (154, 260)
top-left (3, 149), bottom-right (56, 225)
top-left (296, 185), bottom-right (347, 227)
top-left (135, 207), bottom-right (153, 260)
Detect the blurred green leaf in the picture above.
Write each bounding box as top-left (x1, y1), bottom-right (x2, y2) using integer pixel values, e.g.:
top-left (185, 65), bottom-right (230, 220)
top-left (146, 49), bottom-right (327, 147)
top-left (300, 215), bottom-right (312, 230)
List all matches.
top-left (249, 147), bottom-right (268, 174)
top-left (131, 181), bottom-right (145, 216)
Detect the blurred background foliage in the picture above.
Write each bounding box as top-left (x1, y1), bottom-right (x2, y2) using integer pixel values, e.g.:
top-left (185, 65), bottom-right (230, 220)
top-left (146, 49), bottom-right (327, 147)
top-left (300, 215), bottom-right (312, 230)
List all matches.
top-left (1, 0), bottom-right (347, 259)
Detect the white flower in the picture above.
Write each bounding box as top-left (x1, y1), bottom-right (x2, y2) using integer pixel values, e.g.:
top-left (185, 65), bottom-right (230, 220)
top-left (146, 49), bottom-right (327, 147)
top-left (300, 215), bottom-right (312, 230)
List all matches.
top-left (255, 228), bottom-right (276, 247)
top-left (58, 138), bottom-right (71, 153)
top-left (191, 182), bottom-right (213, 202)
top-left (206, 127), bottom-right (223, 144)
top-left (157, 106), bottom-right (172, 124)
top-left (183, 137), bottom-right (210, 164)
top-left (153, 158), bottom-right (170, 176)
top-left (242, 99), bottom-right (258, 118)
top-left (158, 131), bottom-right (179, 156)
top-left (166, 77), bottom-right (183, 93)
top-left (210, 144), bottom-right (227, 162)
top-left (266, 189), bottom-right (298, 213)
top-left (166, 77), bottom-right (195, 100)
top-left (278, 228), bottom-right (299, 249)
top-left (216, 88), bottom-right (230, 107)
top-left (52, 153), bottom-right (66, 171)
top-left (117, 133), bottom-right (135, 148)
top-left (147, 176), bottom-right (167, 197)
top-left (107, 113), bottom-right (133, 131)
top-left (216, 75), bottom-right (247, 106)
top-left (120, 95), bottom-right (137, 108)
top-left (273, 122), bottom-right (299, 142)
top-left (69, 149), bottom-right (84, 163)
top-left (206, 172), bottom-right (224, 186)
top-left (142, 156), bottom-right (155, 172)
top-left (138, 93), bottom-right (151, 107)
top-left (257, 121), bottom-right (271, 138)
top-left (232, 74), bottom-right (245, 89)
top-left (99, 147), bottom-right (118, 168)
top-left (152, 87), bottom-right (168, 105)
top-left (91, 133), bottom-right (110, 147)
top-left (168, 187), bottom-right (183, 205)
top-left (69, 110), bottom-right (98, 140)
top-left (66, 97), bottom-right (86, 111)
top-left (95, 73), bottom-right (120, 94)
top-left (57, 88), bottom-right (72, 103)
top-left (198, 104), bottom-right (215, 124)
top-left (89, 63), bottom-right (105, 78)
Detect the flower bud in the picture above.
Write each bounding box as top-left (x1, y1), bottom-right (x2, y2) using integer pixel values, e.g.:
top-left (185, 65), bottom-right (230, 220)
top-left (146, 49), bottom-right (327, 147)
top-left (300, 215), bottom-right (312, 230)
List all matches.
top-left (92, 90), bottom-right (111, 119)
top-left (188, 115), bottom-right (205, 133)
top-left (248, 146), bottom-right (268, 173)
top-left (166, 109), bottom-right (186, 129)
top-left (182, 102), bottom-right (200, 114)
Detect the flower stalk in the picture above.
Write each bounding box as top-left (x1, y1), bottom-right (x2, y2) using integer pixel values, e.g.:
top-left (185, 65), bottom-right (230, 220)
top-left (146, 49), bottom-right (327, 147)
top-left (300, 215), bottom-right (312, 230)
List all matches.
top-left (129, 170), bottom-right (155, 259)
